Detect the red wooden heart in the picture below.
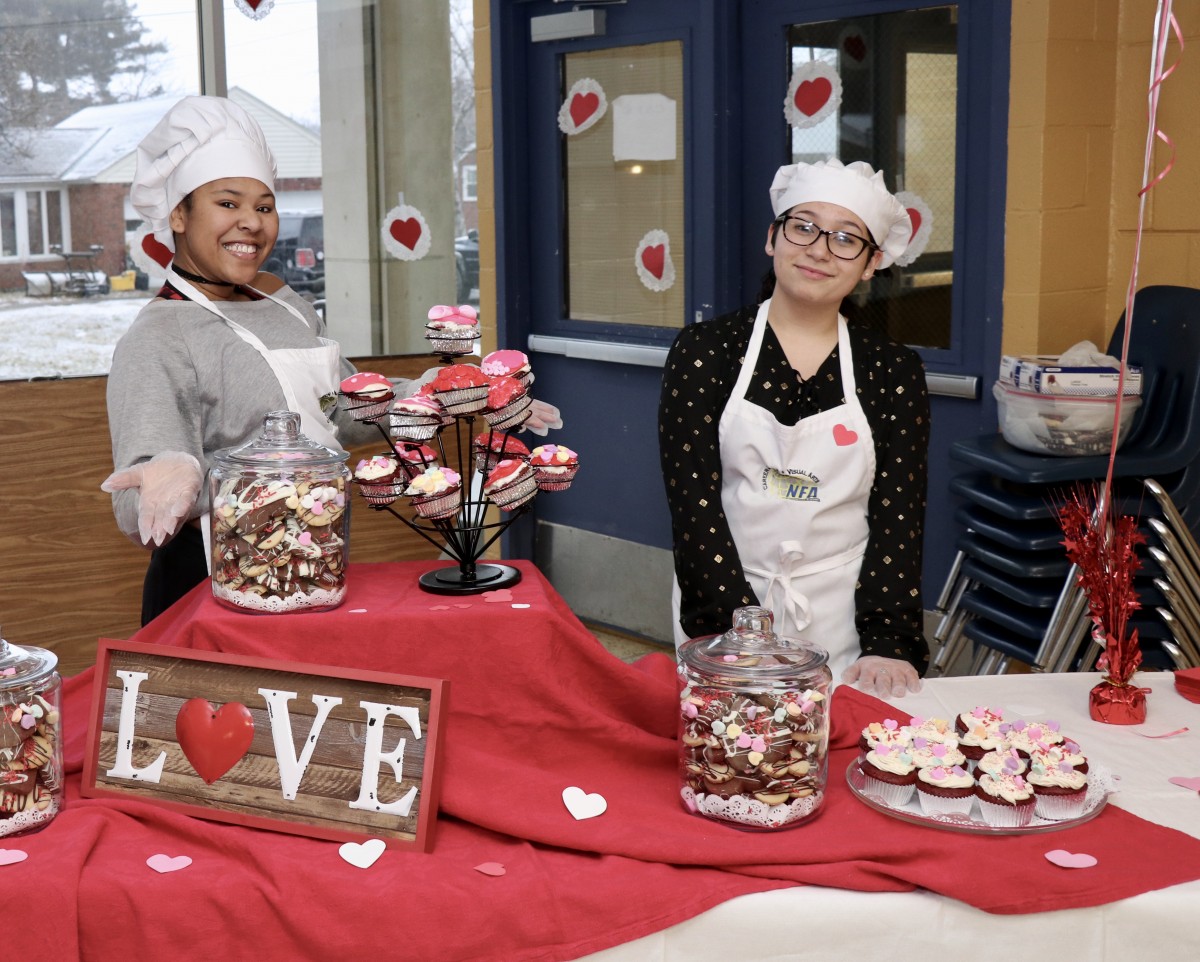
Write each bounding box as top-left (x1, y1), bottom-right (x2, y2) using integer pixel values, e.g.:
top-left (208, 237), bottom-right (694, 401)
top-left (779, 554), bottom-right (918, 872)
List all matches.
top-left (175, 698), bottom-right (255, 785)
top-left (794, 78), bottom-right (833, 117)
top-left (389, 217), bottom-right (423, 250)
top-left (640, 244), bottom-right (665, 280)
top-left (569, 92), bottom-right (600, 128)
top-left (907, 208), bottom-right (922, 241)
top-left (833, 423), bottom-right (858, 447)
top-left (843, 34), bottom-right (867, 62)
top-left (141, 233), bottom-right (173, 269)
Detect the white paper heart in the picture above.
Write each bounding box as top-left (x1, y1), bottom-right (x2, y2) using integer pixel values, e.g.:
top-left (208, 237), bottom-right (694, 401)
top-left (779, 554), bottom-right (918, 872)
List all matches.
top-left (146, 854), bottom-right (192, 874)
top-left (339, 838), bottom-right (386, 869)
top-left (562, 786), bottom-right (607, 820)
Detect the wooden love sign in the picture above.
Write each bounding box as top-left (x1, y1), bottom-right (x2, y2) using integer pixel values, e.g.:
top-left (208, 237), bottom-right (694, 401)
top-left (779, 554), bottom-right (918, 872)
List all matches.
top-left (82, 641), bottom-right (447, 850)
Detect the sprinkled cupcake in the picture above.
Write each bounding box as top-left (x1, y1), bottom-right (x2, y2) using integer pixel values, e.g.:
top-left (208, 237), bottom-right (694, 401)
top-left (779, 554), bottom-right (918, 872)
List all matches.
top-left (389, 394), bottom-right (449, 442)
top-left (430, 364), bottom-right (490, 415)
top-left (858, 718), bottom-right (913, 754)
top-left (483, 458), bottom-right (538, 510)
top-left (999, 719), bottom-right (1064, 758)
top-left (424, 304), bottom-right (480, 355)
top-left (393, 442), bottom-right (439, 478)
top-left (976, 748), bottom-right (1028, 779)
top-left (974, 770), bottom-right (1036, 828)
top-left (860, 744), bottom-right (918, 807)
top-left (473, 431), bottom-right (529, 473)
top-left (529, 444), bottom-right (580, 492)
top-left (908, 736), bottom-right (966, 771)
top-left (1027, 740), bottom-right (1088, 775)
top-left (481, 349), bottom-right (533, 386)
top-left (352, 454), bottom-right (403, 506)
top-left (404, 465), bottom-right (462, 520)
top-left (1026, 760), bottom-right (1089, 820)
top-left (483, 375), bottom-right (531, 432)
top-left (339, 372), bottom-right (394, 421)
top-left (916, 764), bottom-right (976, 817)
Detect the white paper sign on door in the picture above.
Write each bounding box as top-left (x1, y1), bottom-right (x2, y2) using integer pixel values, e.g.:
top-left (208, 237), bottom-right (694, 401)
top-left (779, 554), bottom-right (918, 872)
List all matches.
top-left (612, 93), bottom-right (676, 162)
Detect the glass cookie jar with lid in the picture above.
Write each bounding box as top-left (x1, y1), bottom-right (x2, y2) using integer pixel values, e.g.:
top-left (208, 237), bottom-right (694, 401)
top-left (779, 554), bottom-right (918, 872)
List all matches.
top-left (0, 629), bottom-right (63, 837)
top-left (677, 606), bottom-right (832, 831)
top-left (209, 411), bottom-right (351, 614)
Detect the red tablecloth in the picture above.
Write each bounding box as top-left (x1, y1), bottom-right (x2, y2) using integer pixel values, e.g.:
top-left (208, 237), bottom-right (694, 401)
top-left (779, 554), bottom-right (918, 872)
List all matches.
top-left (10, 561), bottom-right (1200, 960)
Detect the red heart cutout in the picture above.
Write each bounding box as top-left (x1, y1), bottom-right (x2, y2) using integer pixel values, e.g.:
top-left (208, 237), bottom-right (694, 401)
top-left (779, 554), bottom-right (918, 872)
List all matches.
top-left (175, 698), bottom-right (255, 785)
top-left (793, 78), bottom-right (833, 117)
top-left (906, 208), bottom-right (922, 241)
top-left (245, 0), bottom-right (265, 9)
top-left (569, 92), bottom-right (599, 128)
top-left (833, 423), bottom-right (858, 446)
top-left (389, 217), bottom-right (423, 250)
top-left (640, 244), bottom-right (665, 280)
top-left (843, 34), bottom-right (867, 62)
top-left (141, 233), bottom-right (173, 269)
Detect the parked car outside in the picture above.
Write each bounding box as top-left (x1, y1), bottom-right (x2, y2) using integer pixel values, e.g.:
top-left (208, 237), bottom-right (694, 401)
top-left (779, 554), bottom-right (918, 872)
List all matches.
top-left (455, 229), bottom-right (479, 303)
top-left (268, 210), bottom-right (325, 297)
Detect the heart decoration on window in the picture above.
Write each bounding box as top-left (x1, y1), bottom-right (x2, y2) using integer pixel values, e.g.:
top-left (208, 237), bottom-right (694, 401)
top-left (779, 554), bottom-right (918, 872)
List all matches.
top-left (381, 202), bottom-right (432, 261)
top-left (784, 60), bottom-right (841, 129)
top-left (234, 0), bottom-right (274, 20)
top-left (635, 228), bottom-right (675, 292)
top-left (129, 225), bottom-right (173, 275)
top-left (893, 191), bottom-right (933, 267)
top-left (839, 28), bottom-right (869, 66)
top-left (558, 77), bottom-right (607, 135)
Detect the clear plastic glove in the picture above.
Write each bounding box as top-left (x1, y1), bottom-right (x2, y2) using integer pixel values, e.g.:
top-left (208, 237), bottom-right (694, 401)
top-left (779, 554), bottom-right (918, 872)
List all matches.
top-left (522, 398), bottom-right (564, 437)
top-left (101, 451), bottom-right (203, 547)
top-left (842, 655), bottom-right (923, 699)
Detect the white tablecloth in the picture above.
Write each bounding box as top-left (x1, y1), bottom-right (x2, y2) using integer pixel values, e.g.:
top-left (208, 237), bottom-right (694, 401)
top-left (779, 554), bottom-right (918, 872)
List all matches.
top-left (586, 671), bottom-right (1198, 962)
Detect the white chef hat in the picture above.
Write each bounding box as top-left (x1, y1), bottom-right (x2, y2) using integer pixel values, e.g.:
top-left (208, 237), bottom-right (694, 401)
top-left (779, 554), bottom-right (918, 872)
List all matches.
top-left (130, 95), bottom-right (278, 253)
top-left (769, 158), bottom-right (911, 268)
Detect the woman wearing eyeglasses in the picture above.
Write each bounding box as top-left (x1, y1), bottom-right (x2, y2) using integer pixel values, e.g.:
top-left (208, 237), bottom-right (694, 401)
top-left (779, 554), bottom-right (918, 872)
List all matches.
top-left (659, 159), bottom-right (930, 697)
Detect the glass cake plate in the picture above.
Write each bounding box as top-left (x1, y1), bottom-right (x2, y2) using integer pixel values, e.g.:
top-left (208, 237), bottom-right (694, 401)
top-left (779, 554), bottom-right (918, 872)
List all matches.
top-left (845, 758), bottom-right (1114, 835)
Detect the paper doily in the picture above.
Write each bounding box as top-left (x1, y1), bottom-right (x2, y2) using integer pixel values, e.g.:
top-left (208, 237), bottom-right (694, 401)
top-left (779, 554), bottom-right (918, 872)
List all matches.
top-left (784, 60), bottom-right (841, 129)
top-left (381, 203), bottom-right (432, 261)
top-left (129, 225), bottom-right (173, 275)
top-left (234, 0), bottom-right (274, 21)
top-left (894, 191), bottom-right (933, 267)
top-left (634, 229), bottom-right (675, 292)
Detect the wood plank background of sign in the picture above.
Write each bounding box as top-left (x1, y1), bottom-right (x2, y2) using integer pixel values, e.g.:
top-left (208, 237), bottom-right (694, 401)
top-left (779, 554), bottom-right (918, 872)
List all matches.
top-left (82, 641), bottom-right (447, 850)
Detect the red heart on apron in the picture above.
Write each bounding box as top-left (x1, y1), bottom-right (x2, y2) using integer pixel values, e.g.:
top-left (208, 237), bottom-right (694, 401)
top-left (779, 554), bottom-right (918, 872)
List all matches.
top-left (793, 78), bottom-right (832, 117)
top-left (570, 91), bottom-right (600, 128)
top-left (843, 34), bottom-right (868, 62)
top-left (389, 217), bottom-right (423, 250)
top-left (833, 423), bottom-right (858, 446)
top-left (175, 698), bottom-right (255, 785)
top-left (640, 244), bottom-right (665, 279)
top-left (141, 233), bottom-right (173, 269)
top-left (907, 208), bottom-right (923, 241)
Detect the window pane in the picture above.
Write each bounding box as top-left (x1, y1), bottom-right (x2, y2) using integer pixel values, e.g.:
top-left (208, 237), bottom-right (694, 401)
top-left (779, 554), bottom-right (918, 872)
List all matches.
top-left (563, 42), bottom-right (685, 330)
top-left (27, 192), bottom-right (45, 256)
top-left (0, 195), bottom-right (14, 257)
top-left (46, 191), bottom-right (63, 249)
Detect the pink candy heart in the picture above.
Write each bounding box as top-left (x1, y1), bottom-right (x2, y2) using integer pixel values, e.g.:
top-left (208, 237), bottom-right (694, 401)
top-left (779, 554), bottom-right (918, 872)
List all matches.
top-left (1044, 850), bottom-right (1097, 869)
top-left (1167, 776), bottom-right (1200, 792)
top-left (736, 733), bottom-right (752, 749)
top-left (0, 849), bottom-right (28, 866)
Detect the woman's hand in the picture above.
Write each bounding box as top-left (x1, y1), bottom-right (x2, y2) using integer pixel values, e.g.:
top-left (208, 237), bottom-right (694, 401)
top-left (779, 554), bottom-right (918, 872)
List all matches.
top-left (523, 399), bottom-right (564, 436)
top-left (101, 452), bottom-right (203, 546)
top-left (842, 655), bottom-right (922, 698)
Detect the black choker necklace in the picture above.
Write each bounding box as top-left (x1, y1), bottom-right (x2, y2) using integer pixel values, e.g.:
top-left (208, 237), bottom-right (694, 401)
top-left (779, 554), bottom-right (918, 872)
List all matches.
top-left (172, 264), bottom-right (235, 288)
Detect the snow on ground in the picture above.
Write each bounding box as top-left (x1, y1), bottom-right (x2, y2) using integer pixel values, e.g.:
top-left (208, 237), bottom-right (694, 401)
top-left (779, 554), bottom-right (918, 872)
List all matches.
top-left (0, 292), bottom-right (150, 381)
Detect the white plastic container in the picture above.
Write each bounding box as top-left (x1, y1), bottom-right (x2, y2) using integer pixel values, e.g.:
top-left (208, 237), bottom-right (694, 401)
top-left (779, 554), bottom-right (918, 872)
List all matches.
top-left (993, 381), bottom-right (1142, 456)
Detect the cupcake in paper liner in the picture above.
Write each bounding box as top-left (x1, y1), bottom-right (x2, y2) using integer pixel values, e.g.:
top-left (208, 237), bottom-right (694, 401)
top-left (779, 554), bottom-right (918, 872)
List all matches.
top-left (481, 349), bottom-right (533, 387)
top-left (859, 744), bottom-right (917, 807)
top-left (1026, 760), bottom-right (1088, 820)
top-left (352, 454), bottom-right (404, 506)
top-left (404, 465), bottom-right (462, 520)
top-left (529, 444), bottom-right (579, 491)
top-left (389, 394), bottom-right (448, 442)
top-left (483, 458), bottom-right (538, 511)
top-left (393, 441), bottom-right (440, 478)
top-left (483, 375), bottom-right (532, 430)
top-left (430, 363), bottom-right (490, 415)
top-left (425, 304), bottom-right (480, 356)
top-left (974, 771), bottom-right (1036, 828)
top-left (473, 431), bottom-right (529, 474)
top-left (339, 371), bottom-right (395, 422)
top-left (915, 764), bottom-right (976, 818)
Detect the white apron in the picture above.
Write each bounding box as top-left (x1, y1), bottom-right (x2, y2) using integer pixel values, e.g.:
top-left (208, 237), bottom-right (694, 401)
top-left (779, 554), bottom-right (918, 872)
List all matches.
top-left (168, 269), bottom-right (342, 569)
top-left (672, 299), bottom-right (875, 681)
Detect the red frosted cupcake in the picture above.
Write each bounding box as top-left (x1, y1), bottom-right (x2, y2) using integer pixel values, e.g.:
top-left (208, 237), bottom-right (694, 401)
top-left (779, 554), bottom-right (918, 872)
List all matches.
top-left (404, 465), bottom-right (462, 520)
top-left (483, 375), bottom-right (531, 431)
top-left (393, 442), bottom-right (439, 478)
top-left (915, 764), bottom-right (976, 817)
top-left (529, 444), bottom-right (579, 492)
top-left (483, 458), bottom-right (538, 510)
top-left (974, 771), bottom-right (1036, 828)
top-left (859, 744), bottom-right (917, 807)
top-left (473, 432), bottom-right (529, 473)
top-left (353, 454), bottom-right (403, 506)
top-left (340, 372), bottom-right (394, 421)
top-left (389, 395), bottom-right (448, 442)
top-left (430, 364), bottom-right (490, 415)
top-left (481, 349), bottom-right (533, 387)
top-left (1026, 760), bottom-right (1088, 820)
top-left (425, 304), bottom-right (480, 356)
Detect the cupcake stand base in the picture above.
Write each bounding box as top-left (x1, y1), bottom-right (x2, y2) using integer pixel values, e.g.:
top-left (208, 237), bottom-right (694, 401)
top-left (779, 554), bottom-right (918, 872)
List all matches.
top-left (418, 562), bottom-right (522, 595)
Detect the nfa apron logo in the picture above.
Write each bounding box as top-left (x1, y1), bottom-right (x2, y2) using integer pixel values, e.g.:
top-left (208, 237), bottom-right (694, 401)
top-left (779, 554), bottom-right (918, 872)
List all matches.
top-left (762, 468), bottom-right (821, 502)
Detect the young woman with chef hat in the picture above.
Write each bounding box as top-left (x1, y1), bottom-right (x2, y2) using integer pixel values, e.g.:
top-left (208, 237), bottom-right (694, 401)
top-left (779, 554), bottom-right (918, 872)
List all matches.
top-left (659, 159), bottom-right (930, 698)
top-left (102, 95), bottom-right (559, 623)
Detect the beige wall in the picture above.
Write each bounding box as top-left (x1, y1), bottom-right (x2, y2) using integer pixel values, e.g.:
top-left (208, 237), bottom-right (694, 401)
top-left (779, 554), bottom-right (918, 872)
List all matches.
top-left (1006, 0), bottom-right (1200, 355)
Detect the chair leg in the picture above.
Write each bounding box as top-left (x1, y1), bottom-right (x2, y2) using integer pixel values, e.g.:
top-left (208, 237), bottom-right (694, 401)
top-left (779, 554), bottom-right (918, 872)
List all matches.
top-left (928, 609), bottom-right (973, 677)
top-left (934, 550), bottom-right (966, 613)
top-left (967, 644), bottom-right (992, 675)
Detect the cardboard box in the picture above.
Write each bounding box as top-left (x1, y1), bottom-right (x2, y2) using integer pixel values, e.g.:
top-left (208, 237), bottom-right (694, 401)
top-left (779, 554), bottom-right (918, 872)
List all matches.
top-left (999, 354), bottom-right (1142, 396)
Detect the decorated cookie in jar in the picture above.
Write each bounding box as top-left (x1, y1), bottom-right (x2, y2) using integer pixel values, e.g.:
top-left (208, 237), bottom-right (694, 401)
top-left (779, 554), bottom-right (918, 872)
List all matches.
top-left (677, 606), bottom-right (832, 831)
top-left (209, 411), bottom-right (351, 614)
top-left (0, 630), bottom-right (62, 837)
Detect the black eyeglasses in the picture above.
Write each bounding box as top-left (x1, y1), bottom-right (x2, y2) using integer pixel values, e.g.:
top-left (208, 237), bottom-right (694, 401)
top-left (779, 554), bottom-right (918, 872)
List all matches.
top-left (774, 216), bottom-right (877, 260)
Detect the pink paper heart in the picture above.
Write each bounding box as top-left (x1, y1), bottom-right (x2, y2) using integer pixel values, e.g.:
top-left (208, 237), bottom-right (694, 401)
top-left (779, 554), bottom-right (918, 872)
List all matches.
top-left (833, 423), bottom-right (858, 446)
top-left (482, 589), bottom-right (514, 603)
top-left (1044, 849), bottom-right (1097, 869)
top-left (454, 603), bottom-right (472, 609)
top-left (429, 605), bottom-right (450, 611)
top-left (474, 862), bottom-right (506, 877)
top-left (146, 854), bottom-right (192, 874)
top-left (1168, 775), bottom-right (1200, 792)
top-left (0, 849), bottom-right (29, 866)
top-left (793, 77), bottom-right (832, 116)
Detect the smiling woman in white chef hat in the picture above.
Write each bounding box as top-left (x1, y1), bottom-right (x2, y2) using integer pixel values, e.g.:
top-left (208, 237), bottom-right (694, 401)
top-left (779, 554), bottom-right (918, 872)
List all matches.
top-left (658, 158), bottom-right (931, 698)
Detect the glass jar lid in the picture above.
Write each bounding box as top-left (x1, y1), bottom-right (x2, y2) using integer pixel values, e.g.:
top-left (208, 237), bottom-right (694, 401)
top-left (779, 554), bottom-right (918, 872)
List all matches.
top-left (0, 629), bottom-right (58, 690)
top-left (214, 411), bottom-right (347, 467)
top-left (678, 606), bottom-right (829, 683)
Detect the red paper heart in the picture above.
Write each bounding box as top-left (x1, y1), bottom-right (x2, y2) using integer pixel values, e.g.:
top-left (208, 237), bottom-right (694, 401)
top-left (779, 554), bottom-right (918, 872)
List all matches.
top-left (175, 698), bottom-right (255, 785)
top-left (906, 208), bottom-right (922, 241)
top-left (640, 244), bottom-right (665, 280)
top-left (389, 217), bottom-right (423, 250)
top-left (793, 78), bottom-right (833, 117)
top-left (141, 233), bottom-right (173, 269)
top-left (833, 423), bottom-right (858, 446)
top-left (569, 92), bottom-right (600, 128)
top-left (843, 34), bottom-right (867, 62)
top-left (245, 0), bottom-right (265, 9)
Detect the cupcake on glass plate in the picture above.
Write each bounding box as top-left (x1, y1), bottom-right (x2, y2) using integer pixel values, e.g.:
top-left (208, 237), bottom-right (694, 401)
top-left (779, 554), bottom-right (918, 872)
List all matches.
top-left (473, 431), bottom-right (529, 474)
top-left (955, 706), bottom-right (1007, 765)
top-left (483, 375), bottom-right (532, 432)
top-left (481, 349), bottom-right (533, 387)
top-left (915, 764), bottom-right (976, 817)
top-left (389, 394), bottom-right (449, 442)
top-left (1026, 759), bottom-right (1089, 820)
top-left (353, 454), bottom-right (404, 506)
top-left (404, 465), bottom-right (462, 520)
top-left (858, 718), bottom-right (913, 754)
top-left (908, 736), bottom-right (966, 771)
top-left (975, 748), bottom-right (1027, 780)
top-left (424, 304), bottom-right (480, 356)
top-left (529, 444), bottom-right (580, 492)
top-left (999, 719), bottom-right (1064, 758)
top-left (974, 770), bottom-right (1037, 828)
top-left (1028, 739), bottom-right (1088, 775)
top-left (905, 715), bottom-right (956, 744)
top-left (483, 458), bottom-right (538, 511)
top-left (859, 743), bottom-right (918, 807)
top-left (339, 372), bottom-right (395, 422)
top-left (430, 364), bottom-right (490, 415)
top-left (393, 442), bottom-right (439, 478)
